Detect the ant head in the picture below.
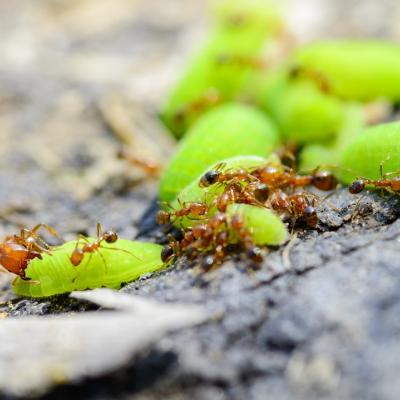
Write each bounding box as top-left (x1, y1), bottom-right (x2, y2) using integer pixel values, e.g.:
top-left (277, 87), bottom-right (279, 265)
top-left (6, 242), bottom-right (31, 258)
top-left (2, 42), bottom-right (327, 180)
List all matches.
top-left (169, 227), bottom-right (184, 242)
top-left (199, 170), bottom-right (220, 187)
top-left (201, 254), bottom-right (215, 271)
top-left (303, 206), bottom-right (318, 228)
top-left (311, 171), bottom-right (338, 191)
top-left (161, 245), bottom-right (174, 263)
top-left (247, 246), bottom-right (263, 264)
top-left (349, 179), bottom-right (365, 194)
top-left (254, 183), bottom-right (270, 203)
top-left (103, 231), bottom-right (118, 243)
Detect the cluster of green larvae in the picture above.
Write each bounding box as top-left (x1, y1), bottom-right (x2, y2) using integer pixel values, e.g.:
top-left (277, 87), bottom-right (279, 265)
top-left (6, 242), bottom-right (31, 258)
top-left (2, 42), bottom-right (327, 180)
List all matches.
top-left (7, 0), bottom-right (400, 297)
top-left (157, 0), bottom-right (400, 267)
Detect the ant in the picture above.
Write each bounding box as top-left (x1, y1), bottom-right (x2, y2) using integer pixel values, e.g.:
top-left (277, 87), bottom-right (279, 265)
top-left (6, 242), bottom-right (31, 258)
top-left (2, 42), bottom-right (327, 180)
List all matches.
top-left (349, 166), bottom-right (400, 194)
top-left (199, 163), bottom-right (256, 188)
top-left (214, 181), bottom-right (270, 212)
top-left (70, 223), bottom-right (137, 269)
top-left (160, 213), bottom-right (229, 265)
top-left (215, 53), bottom-right (267, 70)
top-left (230, 214), bottom-right (263, 263)
top-left (117, 148), bottom-right (160, 178)
top-left (289, 65), bottom-right (331, 93)
top-left (252, 166), bottom-right (338, 192)
top-left (269, 191), bottom-right (319, 228)
top-left (173, 88), bottom-right (220, 128)
top-left (0, 224), bottom-right (62, 280)
top-left (156, 200), bottom-right (208, 225)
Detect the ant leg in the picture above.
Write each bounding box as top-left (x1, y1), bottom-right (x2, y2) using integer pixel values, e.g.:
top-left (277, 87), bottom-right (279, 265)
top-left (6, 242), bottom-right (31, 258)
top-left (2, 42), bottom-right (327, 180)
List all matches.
top-left (159, 201), bottom-right (175, 212)
top-left (30, 224), bottom-right (64, 241)
top-left (214, 162), bottom-right (227, 172)
top-left (312, 192), bottom-right (340, 213)
top-left (13, 276), bottom-right (40, 285)
top-left (379, 155), bottom-right (392, 178)
top-left (177, 197), bottom-right (185, 210)
top-left (351, 194), bottom-right (367, 223)
top-left (382, 169), bottom-right (400, 178)
top-left (95, 249), bottom-right (109, 273)
top-left (282, 233), bottom-right (297, 270)
top-left (96, 223), bottom-right (103, 240)
top-left (16, 267), bottom-right (40, 284)
top-left (102, 246), bottom-right (142, 261)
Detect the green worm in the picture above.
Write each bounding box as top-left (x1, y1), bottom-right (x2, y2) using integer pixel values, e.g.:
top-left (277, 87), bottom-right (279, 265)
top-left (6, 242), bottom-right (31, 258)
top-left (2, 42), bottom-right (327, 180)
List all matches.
top-left (226, 203), bottom-right (288, 246)
top-left (252, 67), bottom-right (345, 144)
top-left (12, 240), bottom-right (163, 298)
top-left (162, 0), bottom-right (282, 137)
top-left (168, 154), bottom-right (281, 228)
top-left (339, 121), bottom-right (400, 184)
top-left (159, 103), bottom-right (280, 203)
top-left (299, 104), bottom-right (366, 172)
top-left (294, 40), bottom-right (400, 101)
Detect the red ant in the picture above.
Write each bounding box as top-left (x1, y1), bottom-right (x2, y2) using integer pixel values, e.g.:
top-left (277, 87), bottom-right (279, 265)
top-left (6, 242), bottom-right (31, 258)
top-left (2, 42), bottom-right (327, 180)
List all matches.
top-left (349, 167), bottom-right (400, 194)
top-left (269, 191), bottom-right (319, 228)
top-left (0, 224), bottom-right (62, 280)
top-left (215, 53), bottom-right (267, 70)
top-left (156, 200), bottom-right (208, 225)
top-left (161, 213), bottom-right (229, 265)
top-left (173, 89), bottom-right (220, 128)
top-left (289, 65), bottom-right (331, 93)
top-left (200, 163), bottom-right (337, 193)
top-left (252, 166), bottom-right (337, 192)
top-left (199, 163), bottom-right (256, 188)
top-left (70, 223), bottom-right (138, 269)
top-left (117, 149), bottom-right (161, 178)
top-left (214, 181), bottom-right (270, 212)
top-left (230, 214), bottom-right (263, 263)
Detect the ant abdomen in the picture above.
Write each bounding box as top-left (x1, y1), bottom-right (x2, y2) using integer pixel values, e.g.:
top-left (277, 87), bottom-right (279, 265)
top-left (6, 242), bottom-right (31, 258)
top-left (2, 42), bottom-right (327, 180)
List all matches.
top-left (311, 171), bottom-right (338, 191)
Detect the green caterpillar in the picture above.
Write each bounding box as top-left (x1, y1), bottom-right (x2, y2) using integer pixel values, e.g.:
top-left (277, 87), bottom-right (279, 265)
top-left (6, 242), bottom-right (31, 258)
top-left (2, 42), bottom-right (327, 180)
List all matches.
top-left (226, 203), bottom-right (288, 246)
top-left (294, 40), bottom-right (400, 101)
top-left (299, 104), bottom-right (366, 172)
top-left (168, 154), bottom-right (278, 224)
top-left (13, 240), bottom-right (163, 298)
top-left (162, 0), bottom-right (282, 137)
top-left (167, 154), bottom-right (288, 245)
top-left (251, 68), bottom-right (345, 144)
top-left (339, 121), bottom-right (400, 184)
top-left (159, 103), bottom-right (280, 202)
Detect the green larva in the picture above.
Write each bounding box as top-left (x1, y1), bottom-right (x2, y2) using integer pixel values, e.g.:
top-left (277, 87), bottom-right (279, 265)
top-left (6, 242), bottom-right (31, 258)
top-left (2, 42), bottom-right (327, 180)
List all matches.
top-left (294, 40), bottom-right (400, 101)
top-left (12, 239), bottom-right (163, 298)
top-left (159, 103), bottom-right (280, 202)
top-left (254, 68), bottom-right (345, 144)
top-left (299, 104), bottom-right (366, 172)
top-left (339, 121), bottom-right (400, 184)
top-left (162, 0), bottom-right (282, 137)
top-left (226, 203), bottom-right (288, 246)
top-left (169, 154), bottom-right (281, 228)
